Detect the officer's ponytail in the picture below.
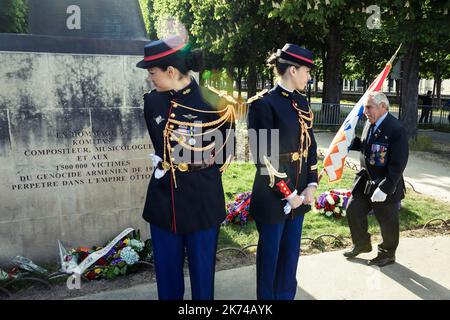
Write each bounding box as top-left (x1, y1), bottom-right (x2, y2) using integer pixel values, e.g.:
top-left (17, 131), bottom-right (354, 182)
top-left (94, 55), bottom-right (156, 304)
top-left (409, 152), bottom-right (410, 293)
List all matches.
top-left (266, 52), bottom-right (278, 66)
top-left (267, 51), bottom-right (299, 76)
top-left (185, 49), bottom-right (203, 73)
top-left (156, 47), bottom-right (203, 77)
top-left (166, 48), bottom-right (203, 76)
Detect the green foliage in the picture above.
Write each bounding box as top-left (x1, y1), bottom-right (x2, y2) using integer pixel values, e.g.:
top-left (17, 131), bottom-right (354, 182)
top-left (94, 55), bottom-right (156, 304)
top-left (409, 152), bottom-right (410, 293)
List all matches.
top-left (343, 27), bottom-right (393, 83)
top-left (382, 0), bottom-right (450, 46)
top-left (0, 0), bottom-right (28, 33)
top-left (145, 0), bottom-right (449, 101)
top-left (380, 1), bottom-right (450, 84)
top-left (139, 0), bottom-right (156, 38)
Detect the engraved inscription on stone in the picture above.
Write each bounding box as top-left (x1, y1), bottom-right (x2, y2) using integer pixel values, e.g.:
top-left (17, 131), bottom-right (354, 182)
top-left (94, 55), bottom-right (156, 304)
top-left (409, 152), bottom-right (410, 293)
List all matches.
top-left (10, 129), bottom-right (154, 192)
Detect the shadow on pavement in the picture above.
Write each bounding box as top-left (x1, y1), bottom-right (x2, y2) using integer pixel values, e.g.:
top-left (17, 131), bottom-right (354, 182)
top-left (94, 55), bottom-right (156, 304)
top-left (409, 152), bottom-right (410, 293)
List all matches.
top-left (296, 286), bottom-right (317, 300)
top-left (343, 257), bottom-right (450, 299)
top-left (380, 263), bottom-right (450, 300)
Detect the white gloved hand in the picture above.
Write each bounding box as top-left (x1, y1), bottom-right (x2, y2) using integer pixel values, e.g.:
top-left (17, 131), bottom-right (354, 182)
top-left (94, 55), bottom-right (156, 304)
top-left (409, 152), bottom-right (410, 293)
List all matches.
top-left (371, 187), bottom-right (387, 202)
top-left (283, 190), bottom-right (299, 214)
top-left (284, 190), bottom-right (298, 201)
top-left (148, 154), bottom-right (166, 179)
top-left (283, 202), bottom-right (292, 215)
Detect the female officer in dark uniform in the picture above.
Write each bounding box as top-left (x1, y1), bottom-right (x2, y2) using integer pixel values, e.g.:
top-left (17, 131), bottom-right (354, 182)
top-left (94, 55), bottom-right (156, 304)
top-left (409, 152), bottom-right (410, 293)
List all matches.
top-left (136, 35), bottom-right (234, 300)
top-left (247, 43), bottom-right (318, 300)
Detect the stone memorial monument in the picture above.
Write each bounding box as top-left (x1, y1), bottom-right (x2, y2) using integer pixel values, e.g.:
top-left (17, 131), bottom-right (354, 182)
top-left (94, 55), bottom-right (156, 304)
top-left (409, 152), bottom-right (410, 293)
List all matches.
top-left (0, 0), bottom-right (154, 264)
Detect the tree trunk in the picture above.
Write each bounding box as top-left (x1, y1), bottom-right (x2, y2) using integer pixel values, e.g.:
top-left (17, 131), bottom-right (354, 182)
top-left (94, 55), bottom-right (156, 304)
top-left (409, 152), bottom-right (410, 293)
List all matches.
top-left (434, 62), bottom-right (442, 107)
top-left (237, 67), bottom-right (243, 99)
top-left (226, 65), bottom-right (234, 96)
top-left (363, 64), bottom-right (371, 92)
top-left (436, 76), bottom-right (442, 106)
top-left (400, 41), bottom-right (420, 140)
top-left (322, 24), bottom-right (343, 123)
top-left (314, 76), bottom-right (318, 97)
top-left (247, 62), bottom-right (257, 99)
top-left (395, 79), bottom-right (401, 105)
top-left (322, 50), bottom-right (327, 102)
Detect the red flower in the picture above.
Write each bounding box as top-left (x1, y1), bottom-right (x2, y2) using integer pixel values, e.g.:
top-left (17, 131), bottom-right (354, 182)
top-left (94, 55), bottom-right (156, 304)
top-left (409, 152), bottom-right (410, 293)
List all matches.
top-left (86, 271), bottom-right (97, 280)
top-left (79, 251), bottom-right (89, 261)
top-left (97, 257), bottom-right (107, 266)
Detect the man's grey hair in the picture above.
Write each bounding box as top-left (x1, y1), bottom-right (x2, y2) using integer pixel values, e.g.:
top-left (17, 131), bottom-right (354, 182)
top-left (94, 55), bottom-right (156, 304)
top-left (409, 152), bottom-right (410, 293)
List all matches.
top-left (367, 91), bottom-right (390, 109)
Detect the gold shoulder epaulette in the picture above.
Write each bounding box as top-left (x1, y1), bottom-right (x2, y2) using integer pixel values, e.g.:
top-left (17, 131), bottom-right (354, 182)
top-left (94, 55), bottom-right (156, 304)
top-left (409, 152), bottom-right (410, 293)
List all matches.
top-left (205, 85), bottom-right (237, 105)
top-left (247, 89), bottom-right (269, 104)
top-left (143, 89), bottom-right (155, 99)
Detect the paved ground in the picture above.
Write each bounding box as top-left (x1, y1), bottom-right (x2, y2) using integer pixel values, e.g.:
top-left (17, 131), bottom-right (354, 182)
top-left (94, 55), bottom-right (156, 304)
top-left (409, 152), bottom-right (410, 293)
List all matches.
top-left (420, 130), bottom-right (450, 146)
top-left (72, 236), bottom-right (450, 300)
top-left (314, 131), bottom-right (450, 202)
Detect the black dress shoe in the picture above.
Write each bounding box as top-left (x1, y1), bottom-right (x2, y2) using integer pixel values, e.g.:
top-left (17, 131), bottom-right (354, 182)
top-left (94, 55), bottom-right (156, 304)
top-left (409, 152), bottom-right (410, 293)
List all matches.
top-left (343, 244), bottom-right (372, 258)
top-left (368, 255), bottom-right (395, 267)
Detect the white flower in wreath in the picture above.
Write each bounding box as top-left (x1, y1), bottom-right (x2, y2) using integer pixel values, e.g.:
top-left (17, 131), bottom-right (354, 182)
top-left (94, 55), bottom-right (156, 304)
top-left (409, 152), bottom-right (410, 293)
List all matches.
top-left (129, 239), bottom-right (144, 252)
top-left (342, 210), bottom-right (347, 217)
top-left (337, 196), bottom-right (343, 206)
top-left (120, 246), bottom-right (140, 265)
top-left (325, 195), bottom-right (335, 205)
top-left (325, 210), bottom-right (333, 217)
top-left (319, 209), bottom-right (325, 214)
top-left (334, 207), bottom-right (340, 213)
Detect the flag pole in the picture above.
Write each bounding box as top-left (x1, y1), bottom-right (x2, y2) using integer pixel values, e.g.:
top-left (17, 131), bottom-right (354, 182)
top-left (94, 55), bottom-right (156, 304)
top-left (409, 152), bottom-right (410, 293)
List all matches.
top-left (388, 43), bottom-right (402, 66)
top-left (318, 169), bottom-right (324, 183)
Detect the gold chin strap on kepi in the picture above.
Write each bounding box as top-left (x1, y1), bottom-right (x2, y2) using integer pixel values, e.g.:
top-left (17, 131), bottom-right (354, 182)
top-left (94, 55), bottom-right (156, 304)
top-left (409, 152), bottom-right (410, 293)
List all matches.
top-left (162, 92), bottom-right (236, 188)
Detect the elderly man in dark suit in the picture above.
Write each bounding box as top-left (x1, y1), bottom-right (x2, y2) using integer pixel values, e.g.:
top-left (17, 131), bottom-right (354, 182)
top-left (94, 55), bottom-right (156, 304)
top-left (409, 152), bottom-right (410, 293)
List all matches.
top-left (344, 91), bottom-right (409, 267)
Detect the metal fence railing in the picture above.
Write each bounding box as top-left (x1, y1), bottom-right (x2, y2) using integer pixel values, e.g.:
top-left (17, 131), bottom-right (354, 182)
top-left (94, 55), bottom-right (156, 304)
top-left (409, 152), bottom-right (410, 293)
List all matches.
top-left (416, 105), bottom-right (450, 125)
top-left (235, 103), bottom-right (450, 127)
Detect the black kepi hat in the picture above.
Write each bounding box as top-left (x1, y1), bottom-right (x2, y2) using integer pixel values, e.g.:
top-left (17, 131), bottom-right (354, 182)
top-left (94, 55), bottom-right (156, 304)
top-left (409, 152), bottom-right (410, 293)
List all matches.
top-left (136, 35), bottom-right (189, 69)
top-left (277, 43), bottom-right (315, 69)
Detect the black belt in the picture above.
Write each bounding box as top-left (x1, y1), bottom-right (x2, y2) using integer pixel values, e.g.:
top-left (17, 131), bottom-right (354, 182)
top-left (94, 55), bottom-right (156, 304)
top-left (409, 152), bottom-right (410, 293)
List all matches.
top-left (278, 151), bottom-right (302, 163)
top-left (157, 161), bottom-right (212, 172)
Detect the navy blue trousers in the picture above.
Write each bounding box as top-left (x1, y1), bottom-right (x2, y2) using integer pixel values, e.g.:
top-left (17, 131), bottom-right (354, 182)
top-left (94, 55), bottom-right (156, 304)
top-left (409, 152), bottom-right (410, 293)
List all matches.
top-left (256, 214), bottom-right (304, 300)
top-left (150, 224), bottom-right (219, 300)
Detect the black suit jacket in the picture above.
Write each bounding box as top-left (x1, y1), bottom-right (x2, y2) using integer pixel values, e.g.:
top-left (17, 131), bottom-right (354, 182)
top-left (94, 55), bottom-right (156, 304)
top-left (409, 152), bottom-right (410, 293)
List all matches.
top-left (350, 113), bottom-right (408, 203)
